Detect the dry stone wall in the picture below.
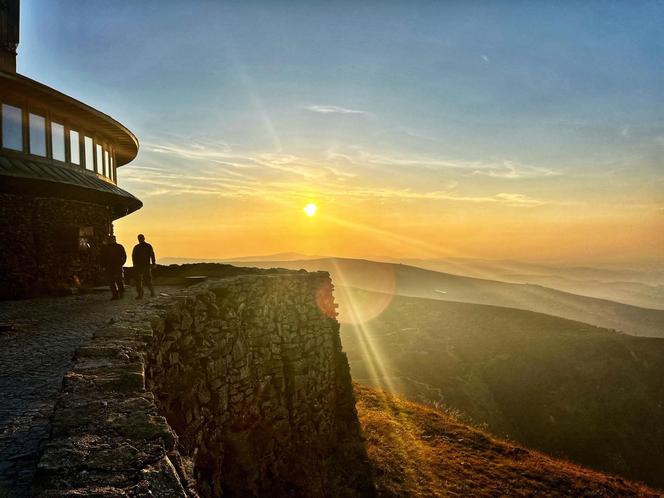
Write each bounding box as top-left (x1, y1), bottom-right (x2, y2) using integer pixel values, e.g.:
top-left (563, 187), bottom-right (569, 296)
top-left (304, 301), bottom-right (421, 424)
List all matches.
top-left (147, 273), bottom-right (370, 497)
top-left (35, 272), bottom-right (373, 497)
top-left (34, 306), bottom-right (195, 497)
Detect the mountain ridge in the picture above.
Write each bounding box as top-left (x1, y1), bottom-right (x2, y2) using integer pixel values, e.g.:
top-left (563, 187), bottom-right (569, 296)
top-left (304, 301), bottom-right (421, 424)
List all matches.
top-left (230, 256), bottom-right (664, 337)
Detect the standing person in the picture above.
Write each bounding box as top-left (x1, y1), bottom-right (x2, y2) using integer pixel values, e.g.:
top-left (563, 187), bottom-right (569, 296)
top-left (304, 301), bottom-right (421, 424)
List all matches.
top-left (132, 233), bottom-right (156, 299)
top-left (100, 235), bottom-right (127, 300)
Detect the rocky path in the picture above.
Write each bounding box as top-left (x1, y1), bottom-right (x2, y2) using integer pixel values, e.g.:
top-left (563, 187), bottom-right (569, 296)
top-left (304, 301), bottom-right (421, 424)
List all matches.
top-left (0, 288), bottom-right (179, 497)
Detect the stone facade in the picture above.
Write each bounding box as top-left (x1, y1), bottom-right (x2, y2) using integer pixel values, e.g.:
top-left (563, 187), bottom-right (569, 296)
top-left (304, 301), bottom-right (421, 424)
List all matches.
top-left (35, 272), bottom-right (374, 497)
top-left (0, 193), bottom-right (112, 299)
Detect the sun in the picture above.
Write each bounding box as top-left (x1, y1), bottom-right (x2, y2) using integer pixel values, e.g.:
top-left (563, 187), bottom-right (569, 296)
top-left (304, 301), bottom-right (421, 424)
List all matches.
top-left (304, 203), bottom-right (318, 217)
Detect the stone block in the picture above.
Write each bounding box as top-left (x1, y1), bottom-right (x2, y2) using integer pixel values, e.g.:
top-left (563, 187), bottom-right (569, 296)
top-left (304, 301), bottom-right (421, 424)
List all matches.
top-left (140, 455), bottom-right (188, 498)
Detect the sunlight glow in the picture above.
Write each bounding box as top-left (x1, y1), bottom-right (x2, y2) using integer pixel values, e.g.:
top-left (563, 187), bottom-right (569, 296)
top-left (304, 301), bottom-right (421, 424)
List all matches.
top-left (304, 203), bottom-right (318, 217)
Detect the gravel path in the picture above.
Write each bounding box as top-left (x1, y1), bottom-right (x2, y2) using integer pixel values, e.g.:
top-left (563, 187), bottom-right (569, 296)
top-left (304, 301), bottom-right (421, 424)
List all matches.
top-left (0, 287), bottom-right (180, 497)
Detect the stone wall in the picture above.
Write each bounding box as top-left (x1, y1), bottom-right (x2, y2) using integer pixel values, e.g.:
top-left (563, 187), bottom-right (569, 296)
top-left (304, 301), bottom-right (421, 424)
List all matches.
top-left (0, 193), bottom-right (112, 299)
top-left (35, 272), bottom-right (373, 497)
top-left (34, 304), bottom-right (195, 497)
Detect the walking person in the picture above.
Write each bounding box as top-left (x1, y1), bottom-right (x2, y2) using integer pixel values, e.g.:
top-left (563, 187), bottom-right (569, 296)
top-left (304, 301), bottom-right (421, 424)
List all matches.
top-left (132, 233), bottom-right (156, 299)
top-left (100, 235), bottom-right (127, 300)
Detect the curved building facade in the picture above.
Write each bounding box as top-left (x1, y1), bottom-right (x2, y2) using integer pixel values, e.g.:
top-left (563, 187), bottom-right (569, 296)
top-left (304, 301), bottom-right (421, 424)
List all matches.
top-left (0, 1), bottom-right (142, 298)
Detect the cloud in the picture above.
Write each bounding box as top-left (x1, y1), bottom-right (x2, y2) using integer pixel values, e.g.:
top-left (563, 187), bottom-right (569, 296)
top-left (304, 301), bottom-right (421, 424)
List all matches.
top-left (337, 187), bottom-right (548, 207)
top-left (621, 126), bottom-right (630, 138)
top-left (328, 147), bottom-right (560, 179)
top-left (121, 141), bottom-right (349, 199)
top-left (493, 193), bottom-right (545, 206)
top-left (304, 105), bottom-right (371, 116)
top-left (125, 139), bottom-right (560, 210)
top-left (325, 166), bottom-right (357, 179)
top-left (472, 161), bottom-right (558, 179)
top-left (145, 142), bottom-right (234, 161)
top-left (481, 54), bottom-right (490, 62)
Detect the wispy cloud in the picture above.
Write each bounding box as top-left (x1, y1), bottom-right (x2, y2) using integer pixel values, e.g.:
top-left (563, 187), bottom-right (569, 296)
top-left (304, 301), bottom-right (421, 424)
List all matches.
top-left (472, 161), bottom-right (558, 179)
top-left (328, 147), bottom-right (560, 179)
top-left (304, 104), bottom-right (372, 116)
top-left (123, 140), bottom-right (561, 209)
top-left (481, 54), bottom-right (490, 63)
top-left (145, 142), bottom-right (233, 160)
top-left (333, 187), bottom-right (549, 207)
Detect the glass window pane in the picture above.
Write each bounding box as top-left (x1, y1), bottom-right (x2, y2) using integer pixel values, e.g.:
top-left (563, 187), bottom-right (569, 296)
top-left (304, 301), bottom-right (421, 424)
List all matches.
top-left (51, 122), bottom-right (65, 161)
top-left (29, 113), bottom-right (46, 156)
top-left (84, 136), bottom-right (94, 170)
top-left (2, 104), bottom-right (22, 151)
top-left (70, 130), bottom-right (80, 165)
top-left (96, 143), bottom-right (103, 175)
top-left (104, 149), bottom-right (109, 178)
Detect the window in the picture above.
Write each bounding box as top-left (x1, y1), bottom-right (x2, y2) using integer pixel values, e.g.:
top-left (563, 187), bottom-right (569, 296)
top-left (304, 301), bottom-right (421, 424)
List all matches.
top-left (104, 149), bottom-right (109, 178)
top-left (29, 113), bottom-right (47, 156)
top-left (96, 143), bottom-right (103, 175)
top-left (84, 136), bottom-right (94, 171)
top-left (70, 130), bottom-right (80, 165)
top-left (110, 154), bottom-right (115, 182)
top-left (2, 104), bottom-right (23, 151)
top-left (51, 122), bottom-right (65, 161)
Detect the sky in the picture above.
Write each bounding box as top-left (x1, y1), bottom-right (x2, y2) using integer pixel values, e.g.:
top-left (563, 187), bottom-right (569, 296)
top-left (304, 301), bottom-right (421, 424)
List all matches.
top-left (17, 1), bottom-right (664, 264)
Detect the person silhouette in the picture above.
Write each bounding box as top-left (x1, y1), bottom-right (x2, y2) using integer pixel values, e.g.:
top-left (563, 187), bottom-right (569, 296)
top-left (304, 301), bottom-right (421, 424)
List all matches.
top-left (131, 233), bottom-right (156, 299)
top-left (100, 235), bottom-right (126, 300)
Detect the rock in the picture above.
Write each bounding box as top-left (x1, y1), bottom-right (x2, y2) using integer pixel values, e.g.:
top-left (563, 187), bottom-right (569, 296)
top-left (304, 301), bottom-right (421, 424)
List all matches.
top-left (107, 413), bottom-right (177, 449)
top-left (139, 455), bottom-right (188, 497)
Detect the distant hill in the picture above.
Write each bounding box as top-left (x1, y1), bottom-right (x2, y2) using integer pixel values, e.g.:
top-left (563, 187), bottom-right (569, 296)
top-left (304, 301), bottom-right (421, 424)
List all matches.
top-left (397, 257), bottom-right (664, 286)
top-left (355, 384), bottom-right (661, 497)
top-left (396, 257), bottom-right (664, 310)
top-left (237, 257), bottom-right (664, 337)
top-left (341, 289), bottom-right (664, 488)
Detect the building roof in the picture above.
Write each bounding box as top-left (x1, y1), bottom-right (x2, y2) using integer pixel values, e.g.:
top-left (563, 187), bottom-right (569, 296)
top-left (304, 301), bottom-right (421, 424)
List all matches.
top-left (0, 70), bottom-right (139, 166)
top-left (0, 154), bottom-right (142, 218)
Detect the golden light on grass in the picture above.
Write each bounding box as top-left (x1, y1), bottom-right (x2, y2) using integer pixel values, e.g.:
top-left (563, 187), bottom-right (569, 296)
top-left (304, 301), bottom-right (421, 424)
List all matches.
top-left (304, 202), bottom-right (318, 217)
top-left (354, 384), bottom-right (658, 497)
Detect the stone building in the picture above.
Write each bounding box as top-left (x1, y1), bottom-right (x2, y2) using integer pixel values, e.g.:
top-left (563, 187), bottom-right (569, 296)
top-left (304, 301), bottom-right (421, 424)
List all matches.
top-left (0, 0), bottom-right (142, 298)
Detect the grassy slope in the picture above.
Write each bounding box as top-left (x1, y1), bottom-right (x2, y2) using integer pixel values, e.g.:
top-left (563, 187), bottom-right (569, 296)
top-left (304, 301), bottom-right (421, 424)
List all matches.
top-left (355, 385), bottom-right (662, 498)
top-left (340, 289), bottom-right (664, 488)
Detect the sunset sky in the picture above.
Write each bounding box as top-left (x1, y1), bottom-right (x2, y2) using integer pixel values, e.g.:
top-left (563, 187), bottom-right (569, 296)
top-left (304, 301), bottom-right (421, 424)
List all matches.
top-left (18, 1), bottom-right (664, 263)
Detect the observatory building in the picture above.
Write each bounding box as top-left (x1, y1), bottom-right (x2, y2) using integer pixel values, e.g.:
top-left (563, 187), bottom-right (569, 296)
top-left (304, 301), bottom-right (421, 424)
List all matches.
top-left (0, 1), bottom-right (142, 298)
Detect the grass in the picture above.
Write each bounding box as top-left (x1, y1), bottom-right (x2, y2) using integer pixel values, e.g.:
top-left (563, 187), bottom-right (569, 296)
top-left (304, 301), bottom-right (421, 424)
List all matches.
top-left (354, 384), bottom-right (662, 498)
top-left (341, 289), bottom-right (664, 488)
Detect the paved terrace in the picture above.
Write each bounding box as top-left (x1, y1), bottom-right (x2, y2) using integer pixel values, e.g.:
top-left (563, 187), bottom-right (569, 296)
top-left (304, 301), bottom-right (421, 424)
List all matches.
top-left (0, 288), bottom-right (180, 497)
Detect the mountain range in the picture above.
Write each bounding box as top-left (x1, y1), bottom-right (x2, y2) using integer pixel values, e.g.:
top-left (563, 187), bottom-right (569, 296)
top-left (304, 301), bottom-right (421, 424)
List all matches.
top-left (227, 256), bottom-right (664, 337)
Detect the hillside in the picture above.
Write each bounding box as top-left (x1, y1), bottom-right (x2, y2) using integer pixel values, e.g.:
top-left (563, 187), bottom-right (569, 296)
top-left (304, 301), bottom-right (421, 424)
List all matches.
top-left (397, 257), bottom-right (664, 286)
top-left (397, 257), bottom-right (664, 310)
top-left (355, 385), bottom-right (662, 497)
top-left (236, 257), bottom-right (664, 337)
top-left (340, 288), bottom-right (664, 488)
